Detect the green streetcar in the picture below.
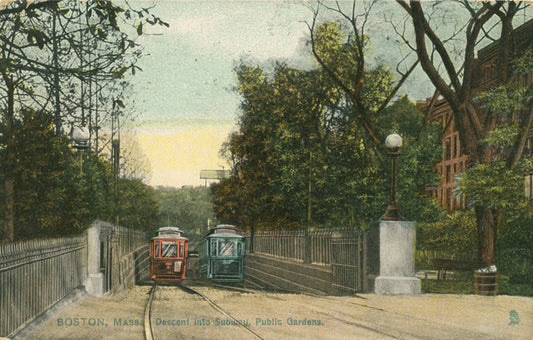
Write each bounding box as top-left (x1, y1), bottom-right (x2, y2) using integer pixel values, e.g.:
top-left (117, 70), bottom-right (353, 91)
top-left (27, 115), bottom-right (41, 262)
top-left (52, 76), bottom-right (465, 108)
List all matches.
top-left (198, 224), bottom-right (246, 282)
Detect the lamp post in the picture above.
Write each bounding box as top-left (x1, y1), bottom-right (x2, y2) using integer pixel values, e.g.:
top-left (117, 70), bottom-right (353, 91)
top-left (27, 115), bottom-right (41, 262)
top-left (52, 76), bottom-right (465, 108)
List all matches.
top-left (70, 126), bottom-right (90, 175)
top-left (373, 133), bottom-right (420, 295)
top-left (381, 133), bottom-right (404, 221)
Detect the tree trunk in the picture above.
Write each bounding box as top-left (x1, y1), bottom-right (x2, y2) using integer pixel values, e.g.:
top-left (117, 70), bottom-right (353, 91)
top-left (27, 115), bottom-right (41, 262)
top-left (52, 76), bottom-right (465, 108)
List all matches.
top-left (475, 206), bottom-right (501, 267)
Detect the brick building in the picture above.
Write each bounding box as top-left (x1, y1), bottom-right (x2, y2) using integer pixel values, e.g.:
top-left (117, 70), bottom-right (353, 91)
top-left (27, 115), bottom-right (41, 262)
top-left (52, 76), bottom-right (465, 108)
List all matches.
top-left (424, 19), bottom-right (533, 210)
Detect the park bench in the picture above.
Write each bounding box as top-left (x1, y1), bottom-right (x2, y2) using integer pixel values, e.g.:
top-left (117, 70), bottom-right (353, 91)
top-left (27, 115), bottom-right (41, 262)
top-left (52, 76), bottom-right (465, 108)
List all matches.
top-left (432, 258), bottom-right (484, 279)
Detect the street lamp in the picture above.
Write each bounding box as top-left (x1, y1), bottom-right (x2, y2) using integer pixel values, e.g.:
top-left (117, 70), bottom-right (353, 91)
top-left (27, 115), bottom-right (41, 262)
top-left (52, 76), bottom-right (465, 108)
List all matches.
top-left (381, 133), bottom-right (404, 221)
top-left (70, 126), bottom-right (90, 151)
top-left (70, 126), bottom-right (90, 175)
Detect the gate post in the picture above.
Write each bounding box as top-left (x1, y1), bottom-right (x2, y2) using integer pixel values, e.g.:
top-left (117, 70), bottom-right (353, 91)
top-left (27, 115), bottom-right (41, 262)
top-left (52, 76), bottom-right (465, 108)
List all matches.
top-left (374, 220), bottom-right (420, 295)
top-left (85, 220), bottom-right (105, 296)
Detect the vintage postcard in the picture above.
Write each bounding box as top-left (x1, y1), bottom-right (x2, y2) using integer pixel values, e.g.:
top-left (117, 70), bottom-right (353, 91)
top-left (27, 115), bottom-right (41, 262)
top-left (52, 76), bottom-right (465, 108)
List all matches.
top-left (0, 0), bottom-right (532, 339)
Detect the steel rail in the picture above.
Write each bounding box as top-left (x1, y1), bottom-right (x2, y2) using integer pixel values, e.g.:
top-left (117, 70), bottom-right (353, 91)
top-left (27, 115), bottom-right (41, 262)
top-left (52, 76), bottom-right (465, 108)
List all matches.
top-left (143, 283), bottom-right (156, 340)
top-left (178, 283), bottom-right (265, 340)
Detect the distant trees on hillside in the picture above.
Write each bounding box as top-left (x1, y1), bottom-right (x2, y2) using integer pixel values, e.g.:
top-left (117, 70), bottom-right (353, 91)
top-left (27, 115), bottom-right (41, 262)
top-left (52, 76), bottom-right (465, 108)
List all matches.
top-left (154, 186), bottom-right (217, 248)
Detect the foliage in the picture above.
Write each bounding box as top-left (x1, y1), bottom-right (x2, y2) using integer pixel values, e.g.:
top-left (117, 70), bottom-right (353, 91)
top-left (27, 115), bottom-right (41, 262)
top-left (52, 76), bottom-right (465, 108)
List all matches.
top-left (511, 49), bottom-right (533, 75)
top-left (474, 86), bottom-right (528, 116)
top-left (213, 25), bottom-right (443, 231)
top-left (0, 0), bottom-right (166, 241)
top-left (377, 96), bottom-right (445, 223)
top-left (458, 161), bottom-right (525, 209)
top-left (116, 178), bottom-right (159, 231)
top-left (0, 109), bottom-right (159, 240)
top-left (418, 210), bottom-right (478, 259)
top-left (398, 0), bottom-right (533, 266)
top-left (497, 203), bottom-right (533, 281)
top-left (154, 186), bottom-right (217, 248)
top-left (481, 124), bottom-right (521, 150)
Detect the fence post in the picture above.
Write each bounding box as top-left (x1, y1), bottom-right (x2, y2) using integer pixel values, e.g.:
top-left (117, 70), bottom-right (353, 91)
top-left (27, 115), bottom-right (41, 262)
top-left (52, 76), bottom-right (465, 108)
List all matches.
top-left (304, 231), bottom-right (311, 264)
top-left (85, 221), bottom-right (105, 296)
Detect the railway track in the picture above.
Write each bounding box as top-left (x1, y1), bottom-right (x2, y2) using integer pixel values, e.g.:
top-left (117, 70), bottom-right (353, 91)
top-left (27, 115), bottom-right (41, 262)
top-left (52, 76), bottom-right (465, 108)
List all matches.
top-left (143, 282), bottom-right (265, 340)
top-left (143, 280), bottom-right (486, 340)
top-left (143, 284), bottom-right (157, 340)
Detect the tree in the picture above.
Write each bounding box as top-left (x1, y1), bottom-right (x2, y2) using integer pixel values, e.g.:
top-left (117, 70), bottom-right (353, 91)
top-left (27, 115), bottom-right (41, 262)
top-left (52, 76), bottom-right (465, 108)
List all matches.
top-left (214, 52), bottom-right (442, 231)
top-left (154, 186), bottom-right (217, 248)
top-left (307, 1), bottom-right (418, 150)
top-left (116, 178), bottom-right (159, 231)
top-left (397, 0), bottom-right (533, 266)
top-left (0, 0), bottom-right (167, 242)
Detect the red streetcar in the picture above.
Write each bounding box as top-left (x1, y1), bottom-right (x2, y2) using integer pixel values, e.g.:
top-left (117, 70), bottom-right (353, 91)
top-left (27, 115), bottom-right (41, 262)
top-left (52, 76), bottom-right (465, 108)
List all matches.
top-left (150, 227), bottom-right (189, 283)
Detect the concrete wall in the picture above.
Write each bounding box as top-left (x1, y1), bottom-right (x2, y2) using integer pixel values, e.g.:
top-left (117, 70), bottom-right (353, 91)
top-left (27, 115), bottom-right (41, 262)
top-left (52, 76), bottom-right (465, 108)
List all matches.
top-left (85, 220), bottom-right (149, 295)
top-left (117, 245), bottom-right (150, 291)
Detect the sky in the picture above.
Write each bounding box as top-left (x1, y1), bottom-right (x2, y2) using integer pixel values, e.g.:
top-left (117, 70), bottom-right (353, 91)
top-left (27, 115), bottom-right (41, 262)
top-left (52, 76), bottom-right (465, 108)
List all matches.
top-left (127, 0), bottom-right (531, 188)
top-left (131, 0), bottom-right (317, 187)
top-left (128, 0), bottom-right (428, 188)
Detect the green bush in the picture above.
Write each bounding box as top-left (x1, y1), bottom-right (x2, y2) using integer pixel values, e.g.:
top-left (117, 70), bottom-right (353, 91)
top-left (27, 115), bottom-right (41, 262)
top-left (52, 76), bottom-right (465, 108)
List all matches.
top-left (417, 210), bottom-right (478, 259)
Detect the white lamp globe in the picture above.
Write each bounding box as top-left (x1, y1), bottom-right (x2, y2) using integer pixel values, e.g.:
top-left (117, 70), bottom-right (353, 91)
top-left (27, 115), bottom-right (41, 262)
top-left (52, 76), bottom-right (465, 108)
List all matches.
top-left (71, 126), bottom-right (90, 144)
top-left (385, 133), bottom-right (402, 149)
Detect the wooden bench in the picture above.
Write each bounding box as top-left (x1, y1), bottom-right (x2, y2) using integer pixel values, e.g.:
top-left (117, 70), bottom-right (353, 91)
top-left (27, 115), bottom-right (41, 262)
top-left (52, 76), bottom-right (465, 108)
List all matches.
top-left (432, 258), bottom-right (484, 279)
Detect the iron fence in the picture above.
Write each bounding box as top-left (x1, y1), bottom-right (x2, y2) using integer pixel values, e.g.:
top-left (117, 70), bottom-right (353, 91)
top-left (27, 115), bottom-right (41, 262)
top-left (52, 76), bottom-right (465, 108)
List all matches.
top-left (0, 235), bottom-right (87, 337)
top-left (248, 229), bottom-right (363, 265)
top-left (246, 228), bottom-right (367, 293)
top-left (0, 223), bottom-right (149, 337)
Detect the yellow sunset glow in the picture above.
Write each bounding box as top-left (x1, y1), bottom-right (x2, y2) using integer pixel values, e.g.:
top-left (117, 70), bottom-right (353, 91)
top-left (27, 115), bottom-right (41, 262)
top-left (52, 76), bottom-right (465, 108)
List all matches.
top-left (136, 121), bottom-right (236, 187)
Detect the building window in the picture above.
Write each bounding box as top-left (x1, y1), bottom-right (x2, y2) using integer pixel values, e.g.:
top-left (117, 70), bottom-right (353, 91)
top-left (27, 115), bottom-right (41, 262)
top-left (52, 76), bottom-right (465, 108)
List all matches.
top-left (445, 138), bottom-right (451, 160)
top-left (446, 188), bottom-right (453, 209)
top-left (453, 135), bottom-right (458, 158)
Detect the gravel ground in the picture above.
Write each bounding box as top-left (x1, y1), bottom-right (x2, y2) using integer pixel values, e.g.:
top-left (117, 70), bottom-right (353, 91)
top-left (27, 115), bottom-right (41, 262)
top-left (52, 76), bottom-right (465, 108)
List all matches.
top-left (12, 284), bottom-right (533, 340)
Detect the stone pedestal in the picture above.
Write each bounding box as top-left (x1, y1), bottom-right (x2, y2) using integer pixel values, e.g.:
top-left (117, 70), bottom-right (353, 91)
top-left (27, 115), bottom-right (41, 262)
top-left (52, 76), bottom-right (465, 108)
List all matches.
top-left (85, 273), bottom-right (105, 296)
top-left (374, 220), bottom-right (420, 295)
top-left (84, 221), bottom-right (105, 296)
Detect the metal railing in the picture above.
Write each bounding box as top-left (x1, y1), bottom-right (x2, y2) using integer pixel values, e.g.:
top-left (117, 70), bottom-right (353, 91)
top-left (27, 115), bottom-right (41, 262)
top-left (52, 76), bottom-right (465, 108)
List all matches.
top-left (0, 222), bottom-right (149, 337)
top-left (248, 228), bottom-right (363, 265)
top-left (0, 235), bottom-right (87, 337)
top-left (246, 228), bottom-right (367, 293)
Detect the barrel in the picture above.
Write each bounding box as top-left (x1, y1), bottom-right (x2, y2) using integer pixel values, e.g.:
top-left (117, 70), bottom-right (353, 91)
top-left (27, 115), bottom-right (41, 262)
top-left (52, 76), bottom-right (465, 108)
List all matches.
top-left (474, 272), bottom-right (498, 296)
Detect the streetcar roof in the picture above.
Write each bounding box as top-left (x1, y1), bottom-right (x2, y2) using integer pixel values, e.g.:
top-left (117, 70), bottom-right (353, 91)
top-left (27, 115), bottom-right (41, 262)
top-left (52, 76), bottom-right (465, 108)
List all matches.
top-left (155, 226), bottom-right (186, 238)
top-left (204, 224), bottom-right (244, 238)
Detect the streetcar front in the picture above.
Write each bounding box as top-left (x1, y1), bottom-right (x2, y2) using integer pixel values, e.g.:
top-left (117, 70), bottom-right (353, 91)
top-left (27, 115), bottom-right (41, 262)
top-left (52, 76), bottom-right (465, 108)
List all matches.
top-left (201, 225), bottom-right (246, 282)
top-left (150, 227), bottom-right (189, 283)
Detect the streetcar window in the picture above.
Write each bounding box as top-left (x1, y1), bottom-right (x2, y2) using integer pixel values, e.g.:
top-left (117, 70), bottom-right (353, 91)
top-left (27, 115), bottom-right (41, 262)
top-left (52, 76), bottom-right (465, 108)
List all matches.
top-left (220, 240), bottom-right (236, 256)
top-left (179, 242), bottom-right (184, 258)
top-left (211, 239), bottom-right (217, 256)
top-left (161, 241), bottom-right (177, 258)
top-left (154, 242), bottom-right (160, 257)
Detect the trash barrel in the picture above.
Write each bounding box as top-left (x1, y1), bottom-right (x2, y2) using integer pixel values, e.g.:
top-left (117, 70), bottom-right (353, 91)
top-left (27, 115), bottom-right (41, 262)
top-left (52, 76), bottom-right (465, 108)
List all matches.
top-left (474, 272), bottom-right (498, 296)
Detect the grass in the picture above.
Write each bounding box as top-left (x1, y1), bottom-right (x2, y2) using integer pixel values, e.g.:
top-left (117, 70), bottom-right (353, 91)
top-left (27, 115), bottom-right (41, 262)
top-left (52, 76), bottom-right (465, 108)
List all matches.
top-left (421, 273), bottom-right (533, 296)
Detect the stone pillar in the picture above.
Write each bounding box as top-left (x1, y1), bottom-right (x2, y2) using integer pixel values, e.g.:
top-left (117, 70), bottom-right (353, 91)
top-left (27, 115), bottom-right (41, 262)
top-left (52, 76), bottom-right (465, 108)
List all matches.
top-left (374, 220), bottom-right (421, 295)
top-left (85, 220), bottom-right (105, 296)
